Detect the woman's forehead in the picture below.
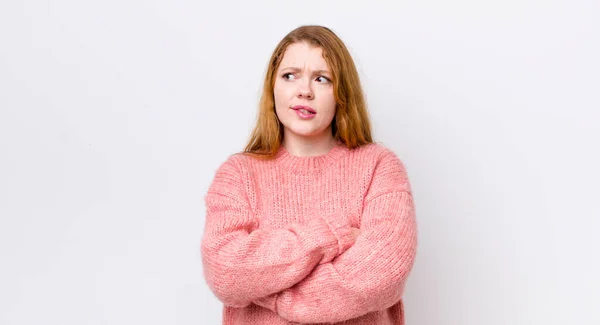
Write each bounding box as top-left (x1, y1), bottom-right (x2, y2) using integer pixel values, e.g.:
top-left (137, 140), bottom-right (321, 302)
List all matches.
top-left (279, 42), bottom-right (330, 71)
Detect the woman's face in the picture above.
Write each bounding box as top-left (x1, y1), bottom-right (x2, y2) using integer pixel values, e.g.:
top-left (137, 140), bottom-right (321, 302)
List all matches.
top-left (273, 42), bottom-right (337, 141)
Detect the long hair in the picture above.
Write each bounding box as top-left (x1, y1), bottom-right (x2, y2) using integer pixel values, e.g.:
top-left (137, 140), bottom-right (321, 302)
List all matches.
top-left (243, 25), bottom-right (373, 159)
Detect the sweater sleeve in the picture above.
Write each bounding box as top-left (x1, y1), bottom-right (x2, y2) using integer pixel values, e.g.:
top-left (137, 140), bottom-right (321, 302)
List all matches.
top-left (200, 155), bottom-right (356, 308)
top-left (253, 149), bottom-right (418, 323)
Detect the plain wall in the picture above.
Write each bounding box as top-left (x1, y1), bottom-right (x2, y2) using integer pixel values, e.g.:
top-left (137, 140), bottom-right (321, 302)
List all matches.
top-left (1, 0), bottom-right (598, 324)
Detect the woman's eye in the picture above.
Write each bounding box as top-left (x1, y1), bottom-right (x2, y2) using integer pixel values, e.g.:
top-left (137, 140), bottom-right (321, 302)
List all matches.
top-left (283, 73), bottom-right (296, 80)
top-left (316, 76), bottom-right (331, 83)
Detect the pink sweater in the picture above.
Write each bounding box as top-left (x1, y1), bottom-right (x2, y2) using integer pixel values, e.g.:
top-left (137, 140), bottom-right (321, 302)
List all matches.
top-left (201, 141), bottom-right (417, 325)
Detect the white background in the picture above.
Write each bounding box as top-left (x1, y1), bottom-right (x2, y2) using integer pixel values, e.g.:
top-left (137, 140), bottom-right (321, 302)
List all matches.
top-left (1, 0), bottom-right (598, 324)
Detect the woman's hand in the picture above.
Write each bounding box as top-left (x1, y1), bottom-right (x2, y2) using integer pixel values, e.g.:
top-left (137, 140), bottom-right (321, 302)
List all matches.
top-left (351, 227), bottom-right (361, 240)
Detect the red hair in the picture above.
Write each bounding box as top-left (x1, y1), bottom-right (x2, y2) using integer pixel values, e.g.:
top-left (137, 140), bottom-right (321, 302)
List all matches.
top-left (243, 25), bottom-right (373, 159)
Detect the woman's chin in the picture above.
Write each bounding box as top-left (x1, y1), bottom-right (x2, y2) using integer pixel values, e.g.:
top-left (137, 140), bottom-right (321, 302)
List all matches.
top-left (286, 130), bottom-right (332, 141)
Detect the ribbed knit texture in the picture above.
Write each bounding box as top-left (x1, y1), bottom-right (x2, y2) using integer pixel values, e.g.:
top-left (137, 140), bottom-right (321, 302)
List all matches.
top-left (201, 141), bottom-right (417, 325)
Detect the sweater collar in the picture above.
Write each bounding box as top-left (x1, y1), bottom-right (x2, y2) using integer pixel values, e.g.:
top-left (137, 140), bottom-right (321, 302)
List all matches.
top-left (274, 141), bottom-right (349, 173)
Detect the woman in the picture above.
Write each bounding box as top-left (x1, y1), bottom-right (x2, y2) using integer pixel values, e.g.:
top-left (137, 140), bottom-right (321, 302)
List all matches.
top-left (201, 25), bottom-right (417, 325)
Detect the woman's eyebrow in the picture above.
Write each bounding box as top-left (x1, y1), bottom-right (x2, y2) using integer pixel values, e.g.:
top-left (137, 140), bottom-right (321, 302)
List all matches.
top-left (279, 66), bottom-right (332, 75)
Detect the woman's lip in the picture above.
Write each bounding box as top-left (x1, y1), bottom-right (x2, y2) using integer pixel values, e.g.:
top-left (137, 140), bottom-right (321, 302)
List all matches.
top-left (291, 105), bottom-right (316, 114)
top-left (294, 109), bottom-right (316, 119)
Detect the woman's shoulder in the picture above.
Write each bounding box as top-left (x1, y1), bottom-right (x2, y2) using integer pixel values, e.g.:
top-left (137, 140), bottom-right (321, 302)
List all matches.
top-left (354, 142), bottom-right (412, 192)
top-left (352, 141), bottom-right (403, 161)
top-left (352, 142), bottom-right (410, 175)
top-left (211, 150), bottom-right (270, 177)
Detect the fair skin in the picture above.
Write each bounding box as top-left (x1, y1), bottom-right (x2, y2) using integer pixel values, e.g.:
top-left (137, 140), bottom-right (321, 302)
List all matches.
top-left (273, 41), bottom-right (338, 157)
top-left (273, 41), bottom-right (361, 237)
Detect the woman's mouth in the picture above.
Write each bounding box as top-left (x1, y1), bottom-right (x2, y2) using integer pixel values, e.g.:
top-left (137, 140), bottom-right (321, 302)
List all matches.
top-left (292, 105), bottom-right (316, 119)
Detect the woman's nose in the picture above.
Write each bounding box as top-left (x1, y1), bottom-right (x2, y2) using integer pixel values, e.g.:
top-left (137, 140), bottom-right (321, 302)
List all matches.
top-left (297, 81), bottom-right (314, 99)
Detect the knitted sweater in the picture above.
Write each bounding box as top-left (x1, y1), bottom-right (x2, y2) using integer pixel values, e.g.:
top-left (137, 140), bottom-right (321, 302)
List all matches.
top-left (201, 141), bottom-right (417, 325)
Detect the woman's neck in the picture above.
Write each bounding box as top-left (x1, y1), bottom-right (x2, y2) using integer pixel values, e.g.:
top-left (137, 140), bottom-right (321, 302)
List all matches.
top-left (281, 131), bottom-right (338, 157)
